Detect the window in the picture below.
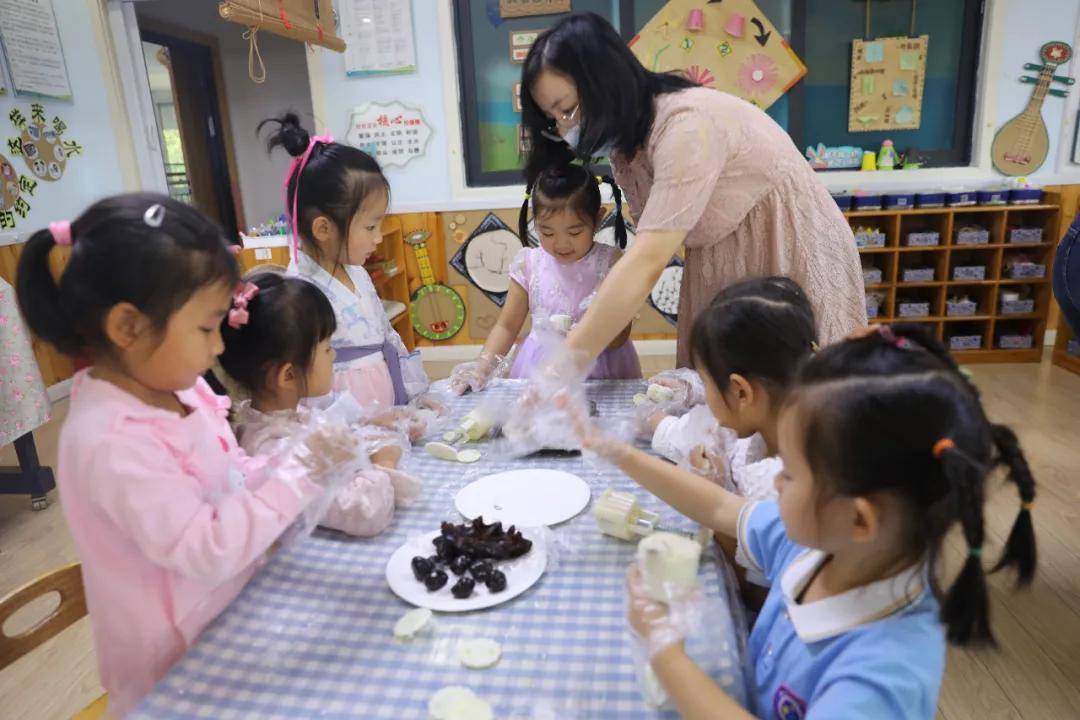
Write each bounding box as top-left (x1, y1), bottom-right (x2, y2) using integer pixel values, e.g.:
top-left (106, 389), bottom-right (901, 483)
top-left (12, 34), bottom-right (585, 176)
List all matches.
top-left (453, 1), bottom-right (983, 187)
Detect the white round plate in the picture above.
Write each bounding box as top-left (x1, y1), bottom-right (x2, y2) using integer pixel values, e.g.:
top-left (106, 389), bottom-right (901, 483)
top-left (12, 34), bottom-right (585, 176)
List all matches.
top-left (455, 469), bottom-right (591, 528)
top-left (385, 528), bottom-right (547, 612)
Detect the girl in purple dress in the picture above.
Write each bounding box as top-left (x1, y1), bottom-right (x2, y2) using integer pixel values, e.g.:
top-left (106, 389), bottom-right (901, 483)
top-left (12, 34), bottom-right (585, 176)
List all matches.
top-left (449, 162), bottom-right (641, 394)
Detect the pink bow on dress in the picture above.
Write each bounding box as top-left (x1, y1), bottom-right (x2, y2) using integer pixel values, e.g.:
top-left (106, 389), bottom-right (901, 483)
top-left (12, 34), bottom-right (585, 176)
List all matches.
top-left (228, 282), bottom-right (260, 329)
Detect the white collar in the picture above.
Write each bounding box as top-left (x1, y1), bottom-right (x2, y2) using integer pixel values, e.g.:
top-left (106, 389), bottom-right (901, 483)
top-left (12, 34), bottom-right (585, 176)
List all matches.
top-left (780, 550), bottom-right (926, 643)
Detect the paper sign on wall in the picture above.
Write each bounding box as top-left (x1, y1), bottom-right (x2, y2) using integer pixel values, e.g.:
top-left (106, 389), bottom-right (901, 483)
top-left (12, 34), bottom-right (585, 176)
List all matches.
top-left (345, 101), bottom-right (432, 168)
top-left (341, 0), bottom-right (416, 77)
top-left (499, 0), bottom-right (570, 19)
top-left (848, 35), bottom-right (928, 132)
top-left (510, 30), bottom-right (540, 64)
top-left (0, 0), bottom-right (72, 100)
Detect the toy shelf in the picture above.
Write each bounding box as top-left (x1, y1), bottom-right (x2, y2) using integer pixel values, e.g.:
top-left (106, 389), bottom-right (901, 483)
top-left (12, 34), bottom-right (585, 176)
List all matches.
top-left (849, 194), bottom-right (1062, 363)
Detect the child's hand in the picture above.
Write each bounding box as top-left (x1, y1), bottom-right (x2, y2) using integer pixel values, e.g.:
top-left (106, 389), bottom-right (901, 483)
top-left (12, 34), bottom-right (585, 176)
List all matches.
top-left (448, 353), bottom-right (500, 395)
top-left (556, 391), bottom-right (629, 462)
top-left (647, 369), bottom-right (705, 410)
top-left (688, 445), bottom-right (723, 477)
top-left (299, 422), bottom-right (360, 484)
top-left (626, 565), bottom-right (686, 658)
top-left (371, 444), bottom-right (402, 469)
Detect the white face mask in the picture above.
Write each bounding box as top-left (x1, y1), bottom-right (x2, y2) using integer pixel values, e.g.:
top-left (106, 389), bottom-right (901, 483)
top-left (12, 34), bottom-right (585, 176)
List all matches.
top-left (561, 124), bottom-right (581, 149)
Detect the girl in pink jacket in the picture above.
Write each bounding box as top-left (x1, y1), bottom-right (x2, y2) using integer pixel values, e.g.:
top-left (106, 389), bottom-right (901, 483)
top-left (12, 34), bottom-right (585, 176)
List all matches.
top-left (15, 195), bottom-right (355, 717)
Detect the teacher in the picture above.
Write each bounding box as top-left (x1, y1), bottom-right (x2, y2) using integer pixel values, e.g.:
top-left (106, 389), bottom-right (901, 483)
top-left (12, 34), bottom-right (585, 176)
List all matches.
top-left (520, 13), bottom-right (867, 367)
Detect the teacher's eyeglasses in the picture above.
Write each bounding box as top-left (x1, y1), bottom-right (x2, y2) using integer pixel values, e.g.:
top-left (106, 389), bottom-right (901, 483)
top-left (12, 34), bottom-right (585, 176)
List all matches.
top-left (539, 104), bottom-right (580, 142)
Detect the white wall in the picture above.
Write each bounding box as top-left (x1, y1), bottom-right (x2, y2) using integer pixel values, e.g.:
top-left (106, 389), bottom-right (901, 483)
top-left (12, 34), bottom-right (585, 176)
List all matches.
top-left (0, 0), bottom-right (135, 243)
top-left (134, 0), bottom-right (314, 228)
top-left (308, 1), bottom-right (452, 211)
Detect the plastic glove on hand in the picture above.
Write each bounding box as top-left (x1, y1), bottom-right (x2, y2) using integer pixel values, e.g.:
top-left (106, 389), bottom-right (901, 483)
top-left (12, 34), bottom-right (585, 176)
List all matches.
top-left (647, 369), bottom-right (706, 411)
top-left (626, 564), bottom-right (685, 659)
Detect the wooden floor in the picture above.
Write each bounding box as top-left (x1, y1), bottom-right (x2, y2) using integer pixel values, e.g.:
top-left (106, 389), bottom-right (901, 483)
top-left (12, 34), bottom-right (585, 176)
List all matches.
top-left (1, 355), bottom-right (1078, 719)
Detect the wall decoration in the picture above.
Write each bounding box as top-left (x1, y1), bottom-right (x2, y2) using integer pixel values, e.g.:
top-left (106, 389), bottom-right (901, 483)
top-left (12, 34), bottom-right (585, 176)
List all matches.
top-left (499, 0), bottom-right (569, 19)
top-left (341, 0), bottom-right (416, 77)
top-left (0, 0), bottom-right (71, 100)
top-left (649, 259), bottom-right (684, 326)
top-left (992, 41), bottom-right (1074, 176)
top-left (0, 154), bottom-right (21, 211)
top-left (512, 83), bottom-right (523, 112)
top-left (406, 229), bottom-right (466, 341)
top-left (345, 101), bottom-right (432, 169)
top-left (0, 150), bottom-right (36, 229)
top-left (805, 143), bottom-right (863, 170)
top-left (509, 30), bottom-right (540, 64)
top-left (450, 212), bottom-right (522, 307)
top-left (848, 35), bottom-right (927, 132)
top-left (8, 104), bottom-right (81, 182)
top-left (629, 0), bottom-right (805, 111)
top-left (220, 1), bottom-right (344, 52)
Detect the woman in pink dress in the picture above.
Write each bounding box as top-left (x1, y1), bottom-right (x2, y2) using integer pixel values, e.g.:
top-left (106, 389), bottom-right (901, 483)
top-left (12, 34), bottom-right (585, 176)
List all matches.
top-left (520, 13), bottom-right (866, 367)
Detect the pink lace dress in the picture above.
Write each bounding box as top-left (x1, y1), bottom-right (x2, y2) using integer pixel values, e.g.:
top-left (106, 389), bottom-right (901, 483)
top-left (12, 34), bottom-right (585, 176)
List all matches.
top-left (613, 87), bottom-right (867, 365)
top-left (509, 243), bottom-right (642, 380)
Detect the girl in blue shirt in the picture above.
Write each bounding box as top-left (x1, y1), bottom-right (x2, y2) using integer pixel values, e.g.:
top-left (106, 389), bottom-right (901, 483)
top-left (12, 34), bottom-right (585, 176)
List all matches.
top-left (577, 322), bottom-right (1037, 719)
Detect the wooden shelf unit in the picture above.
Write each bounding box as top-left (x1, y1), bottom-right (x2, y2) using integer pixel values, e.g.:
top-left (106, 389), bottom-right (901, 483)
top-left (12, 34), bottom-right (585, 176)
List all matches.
top-left (1051, 314), bottom-right (1080, 375)
top-left (848, 196), bottom-right (1062, 363)
top-left (371, 217), bottom-right (416, 351)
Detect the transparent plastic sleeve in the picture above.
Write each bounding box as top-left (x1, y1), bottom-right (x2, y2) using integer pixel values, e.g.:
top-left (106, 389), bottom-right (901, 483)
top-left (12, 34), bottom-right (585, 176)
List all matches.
top-left (646, 368), bottom-right (706, 411)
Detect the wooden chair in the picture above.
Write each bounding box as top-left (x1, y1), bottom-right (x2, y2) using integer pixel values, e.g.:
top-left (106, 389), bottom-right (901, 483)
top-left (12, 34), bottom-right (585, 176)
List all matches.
top-left (0, 563), bottom-right (107, 718)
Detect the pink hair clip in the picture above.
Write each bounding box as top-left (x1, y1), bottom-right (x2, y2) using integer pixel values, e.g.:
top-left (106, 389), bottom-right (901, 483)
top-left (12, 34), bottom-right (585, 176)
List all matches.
top-left (49, 221), bottom-right (72, 246)
top-left (876, 324), bottom-right (912, 350)
top-left (228, 281), bottom-right (259, 328)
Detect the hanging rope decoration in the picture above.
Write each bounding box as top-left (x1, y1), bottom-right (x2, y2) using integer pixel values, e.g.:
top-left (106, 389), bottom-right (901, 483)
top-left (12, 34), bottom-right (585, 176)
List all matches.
top-left (220, 0), bottom-right (346, 63)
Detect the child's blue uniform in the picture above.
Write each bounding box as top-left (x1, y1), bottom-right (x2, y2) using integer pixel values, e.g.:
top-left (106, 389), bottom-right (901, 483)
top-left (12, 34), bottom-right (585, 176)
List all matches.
top-left (737, 501), bottom-right (945, 719)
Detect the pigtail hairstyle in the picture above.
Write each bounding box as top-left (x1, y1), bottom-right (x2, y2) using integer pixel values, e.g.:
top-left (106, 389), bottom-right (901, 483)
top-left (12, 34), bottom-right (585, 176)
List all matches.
top-left (518, 175), bottom-right (537, 249)
top-left (16, 194), bottom-right (239, 358)
top-left (598, 174), bottom-right (627, 249)
top-left (259, 112), bottom-right (389, 267)
top-left (988, 423), bottom-right (1037, 582)
top-left (520, 152), bottom-right (625, 248)
top-left (791, 323), bottom-right (1038, 646)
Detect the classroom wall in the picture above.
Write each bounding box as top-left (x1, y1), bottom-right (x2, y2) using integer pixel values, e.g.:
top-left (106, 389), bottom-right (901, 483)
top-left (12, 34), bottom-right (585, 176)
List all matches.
top-left (309, 3), bottom-right (452, 210)
top-left (0, 0), bottom-right (134, 244)
top-left (134, 0), bottom-right (315, 228)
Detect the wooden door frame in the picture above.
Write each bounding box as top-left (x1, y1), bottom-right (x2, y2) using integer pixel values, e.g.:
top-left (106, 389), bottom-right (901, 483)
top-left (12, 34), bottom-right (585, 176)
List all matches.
top-left (137, 18), bottom-right (246, 233)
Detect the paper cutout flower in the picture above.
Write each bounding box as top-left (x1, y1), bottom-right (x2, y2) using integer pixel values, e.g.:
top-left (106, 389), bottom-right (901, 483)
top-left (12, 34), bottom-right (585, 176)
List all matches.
top-left (684, 65), bottom-right (716, 87)
top-left (736, 54), bottom-right (779, 98)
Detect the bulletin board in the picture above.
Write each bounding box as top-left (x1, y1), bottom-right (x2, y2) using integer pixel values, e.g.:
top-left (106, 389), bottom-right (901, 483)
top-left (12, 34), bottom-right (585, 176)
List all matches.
top-left (628, 0), bottom-right (805, 110)
top-left (848, 35), bottom-right (928, 132)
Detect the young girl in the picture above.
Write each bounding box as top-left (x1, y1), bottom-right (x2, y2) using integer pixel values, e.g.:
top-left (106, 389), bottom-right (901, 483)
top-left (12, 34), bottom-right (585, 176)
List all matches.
top-left (448, 159), bottom-right (641, 394)
top-left (577, 323), bottom-right (1037, 719)
top-left (219, 272), bottom-right (420, 537)
top-left (15, 195), bottom-right (356, 716)
top-left (647, 277), bottom-right (816, 507)
top-left (261, 113), bottom-right (428, 411)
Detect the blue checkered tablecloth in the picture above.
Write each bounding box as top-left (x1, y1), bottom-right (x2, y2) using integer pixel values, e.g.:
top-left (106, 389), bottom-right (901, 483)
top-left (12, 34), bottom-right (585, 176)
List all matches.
top-left (133, 381), bottom-right (749, 719)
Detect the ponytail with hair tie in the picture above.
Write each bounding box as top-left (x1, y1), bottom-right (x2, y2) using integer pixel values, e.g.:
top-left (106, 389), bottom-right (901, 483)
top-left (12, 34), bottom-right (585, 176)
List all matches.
top-left (517, 176), bottom-right (537, 248)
